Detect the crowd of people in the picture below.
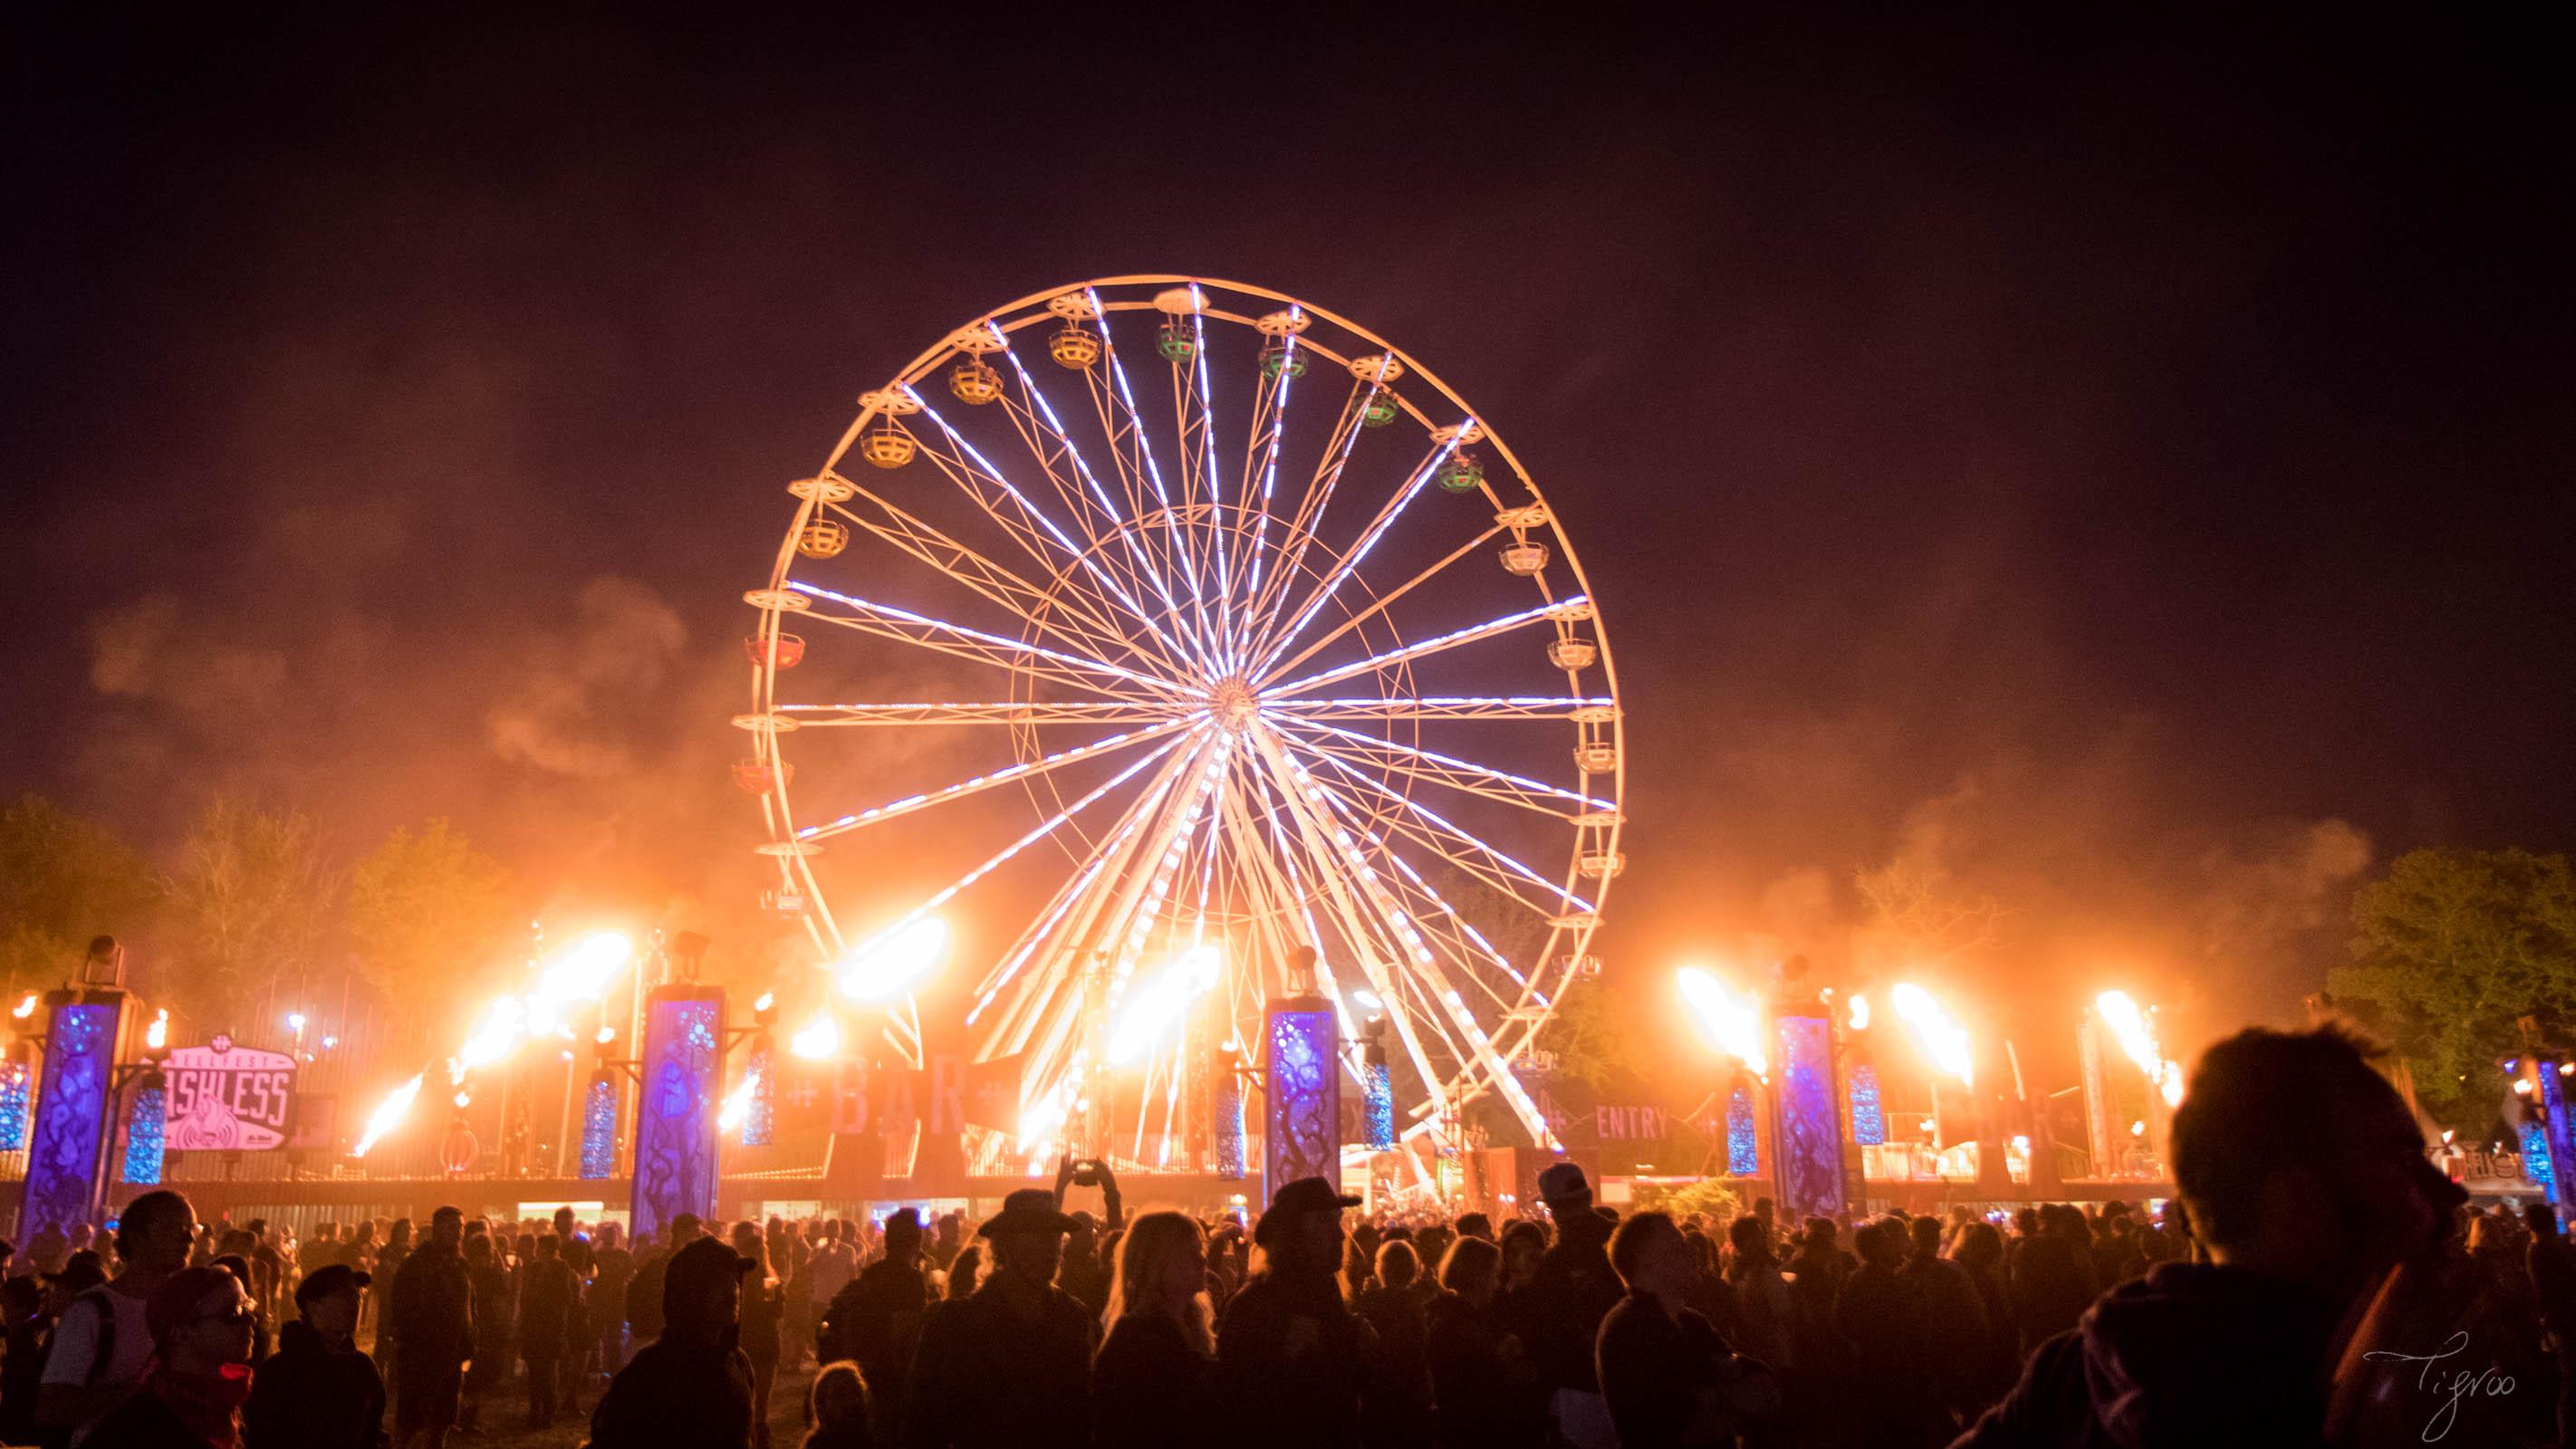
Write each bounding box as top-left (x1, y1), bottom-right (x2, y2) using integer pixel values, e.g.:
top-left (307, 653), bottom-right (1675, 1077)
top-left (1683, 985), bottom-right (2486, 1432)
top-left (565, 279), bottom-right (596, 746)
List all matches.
top-left (0, 1022), bottom-right (2570, 1447)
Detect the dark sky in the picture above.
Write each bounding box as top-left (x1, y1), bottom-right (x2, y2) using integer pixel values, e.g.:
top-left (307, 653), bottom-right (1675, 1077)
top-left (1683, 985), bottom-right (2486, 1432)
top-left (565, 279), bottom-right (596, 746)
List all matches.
top-left (5, 11), bottom-right (2570, 1058)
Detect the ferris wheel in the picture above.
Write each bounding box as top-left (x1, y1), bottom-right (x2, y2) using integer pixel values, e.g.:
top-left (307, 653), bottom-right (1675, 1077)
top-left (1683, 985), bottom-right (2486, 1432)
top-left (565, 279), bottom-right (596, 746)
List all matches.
top-left (738, 276), bottom-right (1623, 1167)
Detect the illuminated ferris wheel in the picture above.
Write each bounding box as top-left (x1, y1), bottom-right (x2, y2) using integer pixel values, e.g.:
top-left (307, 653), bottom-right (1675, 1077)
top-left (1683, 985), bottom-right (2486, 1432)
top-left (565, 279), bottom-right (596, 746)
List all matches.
top-left (738, 276), bottom-right (1623, 1166)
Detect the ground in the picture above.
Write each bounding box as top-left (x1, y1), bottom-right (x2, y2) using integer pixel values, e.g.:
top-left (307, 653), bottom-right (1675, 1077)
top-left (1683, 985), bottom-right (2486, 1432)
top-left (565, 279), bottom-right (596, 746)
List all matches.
top-left (444, 1358), bottom-right (818, 1449)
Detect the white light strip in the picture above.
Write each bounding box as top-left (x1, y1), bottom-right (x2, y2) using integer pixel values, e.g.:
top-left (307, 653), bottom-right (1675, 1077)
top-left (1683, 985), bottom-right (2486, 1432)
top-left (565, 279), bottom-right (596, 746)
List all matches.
top-left (787, 581), bottom-right (1181, 694)
top-left (1261, 595), bottom-right (1587, 698)
top-left (798, 717), bottom-right (1194, 840)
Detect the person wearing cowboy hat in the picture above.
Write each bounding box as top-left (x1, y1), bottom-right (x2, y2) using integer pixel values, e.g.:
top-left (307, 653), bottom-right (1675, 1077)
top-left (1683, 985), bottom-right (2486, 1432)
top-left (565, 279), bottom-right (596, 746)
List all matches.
top-left (1523, 1161), bottom-right (1625, 1449)
top-left (1216, 1176), bottom-right (1370, 1449)
top-left (904, 1189), bottom-right (1091, 1449)
top-left (587, 1236), bottom-right (759, 1449)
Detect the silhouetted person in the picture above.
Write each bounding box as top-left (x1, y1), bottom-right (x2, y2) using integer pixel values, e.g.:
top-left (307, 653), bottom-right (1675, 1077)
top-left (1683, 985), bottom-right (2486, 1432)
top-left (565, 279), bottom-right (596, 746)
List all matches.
top-left (2527, 1203), bottom-right (2576, 1447)
top-left (246, 1263), bottom-right (384, 1449)
top-left (589, 1235), bottom-right (757, 1449)
top-left (387, 1205), bottom-right (472, 1449)
top-left (1091, 1211), bottom-right (1219, 1449)
top-left (820, 1209), bottom-right (928, 1444)
top-left (904, 1190), bottom-right (1090, 1449)
top-left (2005, 1204), bottom-right (2096, 1356)
top-left (1900, 1213), bottom-right (1989, 1432)
top-left (1956, 1023), bottom-right (2467, 1448)
top-left (1522, 1164), bottom-right (1624, 1448)
top-left (1723, 1215), bottom-right (1794, 1372)
top-left (1352, 1239), bottom-right (1434, 1446)
top-left (1216, 1176), bottom-right (1369, 1449)
top-left (1833, 1217), bottom-right (1941, 1447)
top-left (516, 1234), bottom-right (579, 1427)
top-left (1946, 1219), bottom-right (2019, 1415)
top-left (803, 1359), bottom-right (876, 1449)
top-left (1595, 1212), bottom-right (1779, 1449)
top-left (1426, 1235), bottom-right (1543, 1449)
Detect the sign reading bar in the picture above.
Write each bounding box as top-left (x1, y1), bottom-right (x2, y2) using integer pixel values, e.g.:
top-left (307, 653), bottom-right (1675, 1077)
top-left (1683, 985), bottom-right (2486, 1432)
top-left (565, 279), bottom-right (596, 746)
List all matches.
top-left (163, 1036), bottom-right (298, 1151)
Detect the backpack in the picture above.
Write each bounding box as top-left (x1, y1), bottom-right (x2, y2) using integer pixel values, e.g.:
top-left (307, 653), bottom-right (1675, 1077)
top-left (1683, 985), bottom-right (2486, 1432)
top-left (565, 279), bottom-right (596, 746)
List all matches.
top-left (65, 1287), bottom-right (120, 1386)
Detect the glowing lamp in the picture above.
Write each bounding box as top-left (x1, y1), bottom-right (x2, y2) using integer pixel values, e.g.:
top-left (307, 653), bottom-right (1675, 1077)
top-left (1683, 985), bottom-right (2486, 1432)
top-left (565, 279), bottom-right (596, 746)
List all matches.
top-left (789, 1014), bottom-right (841, 1060)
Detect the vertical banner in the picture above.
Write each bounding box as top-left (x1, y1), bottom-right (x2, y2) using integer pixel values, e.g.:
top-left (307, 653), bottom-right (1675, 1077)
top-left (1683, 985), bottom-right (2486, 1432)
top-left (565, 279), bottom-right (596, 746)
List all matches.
top-left (1772, 1012), bottom-right (1845, 1222)
top-left (20, 996), bottom-right (124, 1237)
top-left (630, 986), bottom-right (723, 1243)
top-left (2539, 1060), bottom-right (2573, 1210)
top-left (1264, 994), bottom-right (1339, 1202)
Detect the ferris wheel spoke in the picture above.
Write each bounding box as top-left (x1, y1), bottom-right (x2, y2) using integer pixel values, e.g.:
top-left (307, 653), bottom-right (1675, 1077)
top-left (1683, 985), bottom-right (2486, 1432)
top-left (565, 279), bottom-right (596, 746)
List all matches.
top-left (1307, 788), bottom-right (1533, 1007)
top-left (839, 730), bottom-right (1192, 967)
top-left (1167, 309), bottom-right (1245, 675)
top-left (1089, 293), bottom-right (1220, 667)
top-left (1258, 595), bottom-right (1590, 698)
top-left (1245, 375), bottom-right (1381, 642)
top-left (774, 701), bottom-right (1185, 726)
top-left (795, 718), bottom-right (1198, 843)
top-left (820, 491), bottom-right (1158, 674)
top-left (1284, 741), bottom-right (1594, 916)
top-left (1227, 329), bottom-right (1299, 616)
top-left (974, 735), bottom-right (1206, 1045)
top-left (1252, 730), bottom-right (1553, 1146)
top-left (1256, 521), bottom-right (1508, 686)
top-left (1260, 695), bottom-right (1618, 723)
top-left (1279, 717), bottom-right (1611, 817)
top-left (902, 386), bottom-right (1211, 677)
top-left (788, 581), bottom-right (1185, 699)
top-left (1244, 737), bottom-right (1453, 1100)
top-left (996, 348), bottom-right (1197, 649)
top-left (1245, 428), bottom-right (1466, 676)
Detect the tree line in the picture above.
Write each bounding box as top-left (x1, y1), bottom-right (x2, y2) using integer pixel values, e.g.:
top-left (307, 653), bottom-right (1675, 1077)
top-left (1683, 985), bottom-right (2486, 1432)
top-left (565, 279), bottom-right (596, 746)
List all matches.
top-left (0, 793), bottom-right (524, 1034)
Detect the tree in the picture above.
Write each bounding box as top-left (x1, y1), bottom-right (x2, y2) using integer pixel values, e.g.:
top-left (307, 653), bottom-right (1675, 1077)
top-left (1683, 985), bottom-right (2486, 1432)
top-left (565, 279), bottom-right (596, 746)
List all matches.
top-left (1854, 859), bottom-right (2005, 968)
top-left (0, 795), bottom-right (156, 991)
top-left (346, 818), bottom-right (520, 994)
top-left (2325, 849), bottom-right (2576, 1131)
top-left (159, 797), bottom-right (341, 1025)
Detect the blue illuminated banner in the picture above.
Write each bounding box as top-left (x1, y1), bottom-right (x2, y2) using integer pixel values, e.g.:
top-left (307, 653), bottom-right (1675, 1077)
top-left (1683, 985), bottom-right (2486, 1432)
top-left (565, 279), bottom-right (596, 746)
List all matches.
top-left (630, 988), bottom-right (722, 1243)
top-left (1264, 995), bottom-right (1340, 1201)
top-left (21, 998), bottom-right (123, 1236)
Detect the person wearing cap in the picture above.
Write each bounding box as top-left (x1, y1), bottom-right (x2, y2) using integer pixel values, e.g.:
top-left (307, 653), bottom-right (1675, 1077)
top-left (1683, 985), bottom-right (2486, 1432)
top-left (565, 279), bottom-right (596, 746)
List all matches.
top-left (589, 1234), bottom-right (759, 1448)
top-left (819, 1208), bottom-right (930, 1443)
top-left (244, 1263), bottom-right (384, 1449)
top-left (904, 1189), bottom-right (1091, 1449)
top-left (1216, 1176), bottom-right (1370, 1449)
top-left (1522, 1162), bottom-right (1624, 1449)
top-left (83, 1263), bottom-right (258, 1448)
top-left (40, 1187), bottom-right (198, 1444)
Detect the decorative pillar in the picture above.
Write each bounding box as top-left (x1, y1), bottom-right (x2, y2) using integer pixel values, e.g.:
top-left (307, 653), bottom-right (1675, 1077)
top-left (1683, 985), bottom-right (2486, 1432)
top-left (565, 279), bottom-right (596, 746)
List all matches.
top-left (19, 992), bottom-right (128, 1238)
top-left (1725, 1084), bottom-right (1759, 1176)
top-left (1770, 1012), bottom-right (1845, 1222)
top-left (579, 1071), bottom-right (618, 1180)
top-left (1213, 1042), bottom-right (1246, 1181)
top-left (1361, 1028), bottom-right (1395, 1153)
top-left (1849, 1064), bottom-right (1887, 1147)
top-left (630, 985), bottom-right (724, 1243)
top-left (120, 1065), bottom-right (167, 1186)
top-left (1264, 993), bottom-right (1339, 1201)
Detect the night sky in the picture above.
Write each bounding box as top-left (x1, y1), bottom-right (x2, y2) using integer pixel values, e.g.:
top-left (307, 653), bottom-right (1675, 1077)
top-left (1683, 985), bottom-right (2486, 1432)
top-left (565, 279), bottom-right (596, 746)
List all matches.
top-left (6, 13), bottom-right (2570, 1060)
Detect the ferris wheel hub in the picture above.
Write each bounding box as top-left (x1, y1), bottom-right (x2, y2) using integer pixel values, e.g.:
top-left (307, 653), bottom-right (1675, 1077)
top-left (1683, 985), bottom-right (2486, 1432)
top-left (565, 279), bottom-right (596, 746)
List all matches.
top-left (1207, 677), bottom-right (1258, 732)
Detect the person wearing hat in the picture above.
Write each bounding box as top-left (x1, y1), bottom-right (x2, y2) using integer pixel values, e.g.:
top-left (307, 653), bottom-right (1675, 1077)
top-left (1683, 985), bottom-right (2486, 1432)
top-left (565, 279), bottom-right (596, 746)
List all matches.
top-left (905, 1188), bottom-right (1091, 1449)
top-left (818, 1208), bottom-right (929, 1443)
top-left (244, 1263), bottom-right (384, 1449)
top-left (588, 1235), bottom-right (758, 1449)
top-left (1215, 1176), bottom-right (1370, 1449)
top-left (1522, 1162), bottom-right (1625, 1449)
top-left (82, 1263), bottom-right (258, 1448)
